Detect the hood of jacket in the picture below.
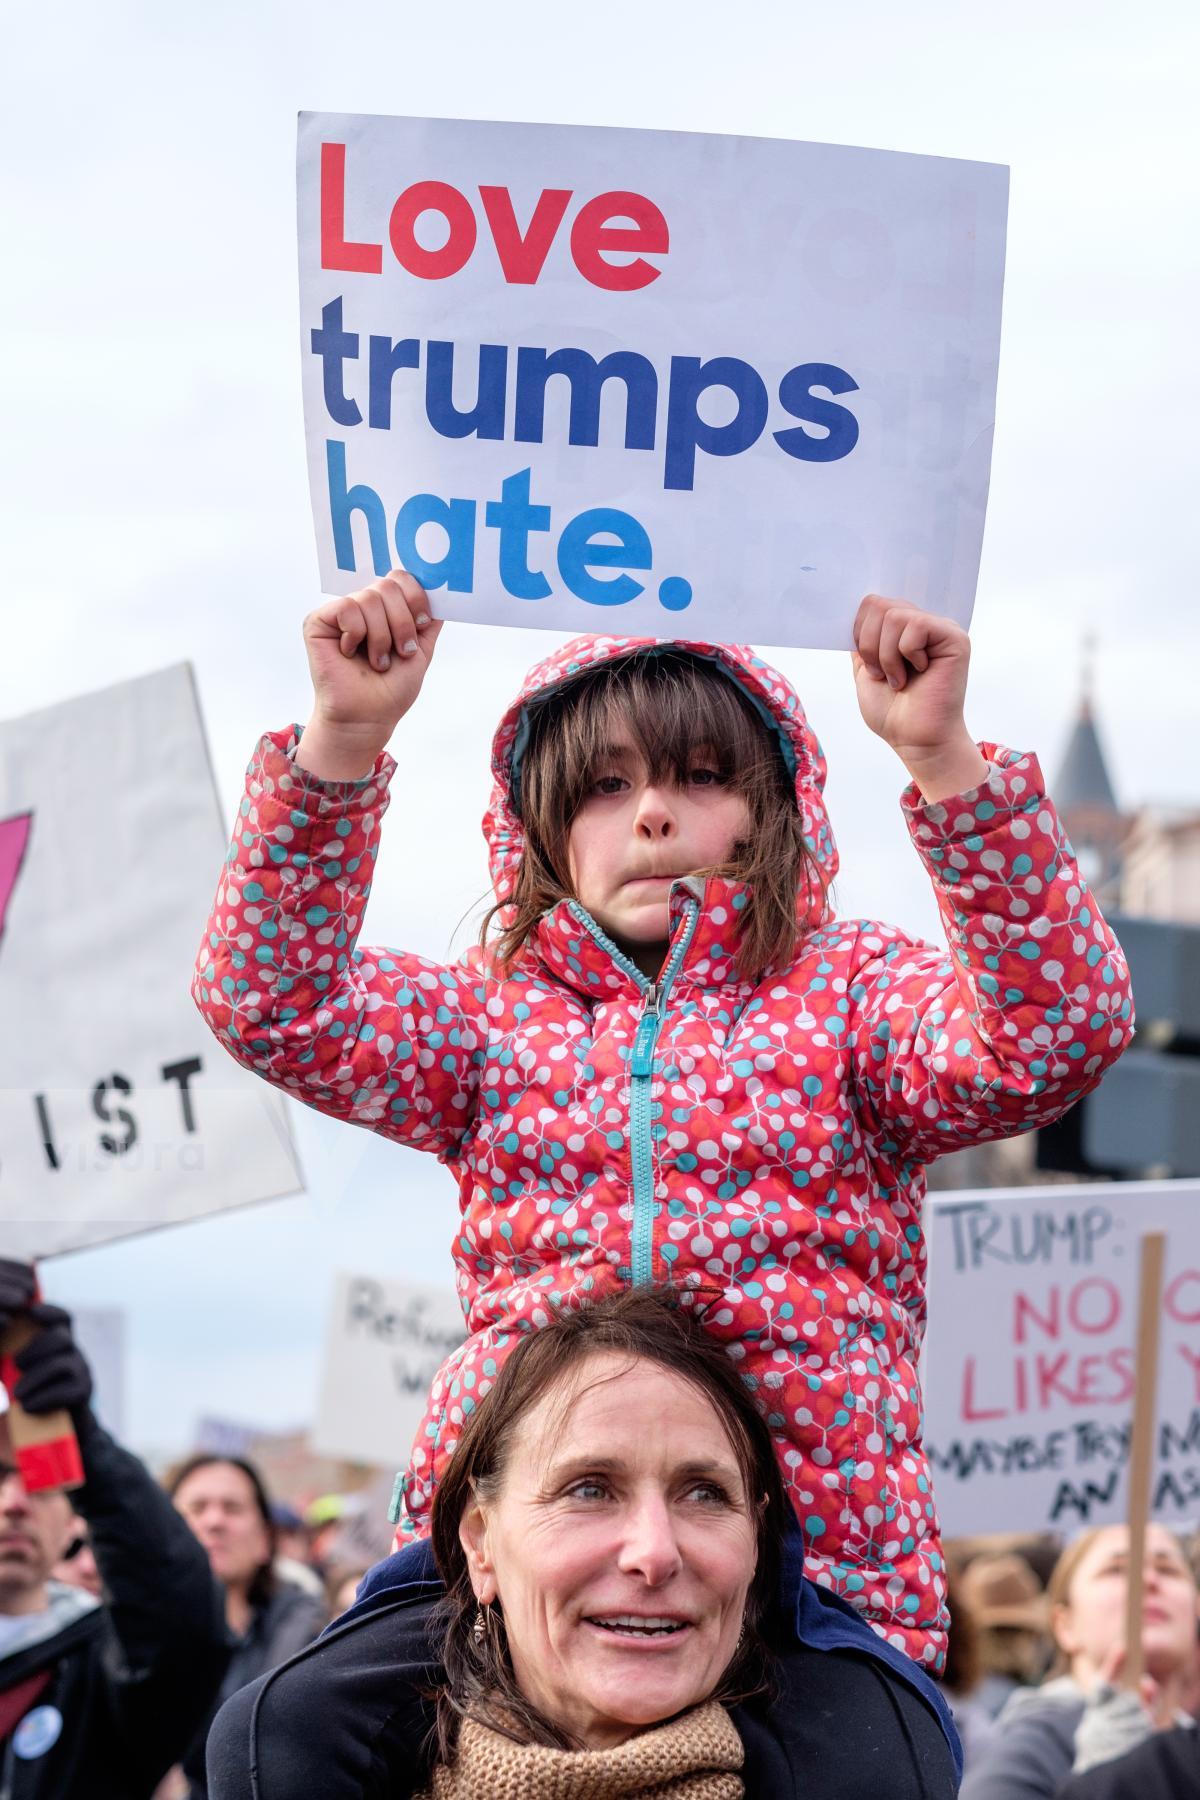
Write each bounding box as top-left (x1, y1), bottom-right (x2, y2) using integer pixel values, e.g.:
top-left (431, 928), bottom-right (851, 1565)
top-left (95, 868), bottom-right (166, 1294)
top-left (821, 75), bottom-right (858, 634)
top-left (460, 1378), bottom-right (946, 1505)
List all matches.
top-left (0, 1582), bottom-right (102, 1685)
top-left (482, 635), bottom-right (838, 923)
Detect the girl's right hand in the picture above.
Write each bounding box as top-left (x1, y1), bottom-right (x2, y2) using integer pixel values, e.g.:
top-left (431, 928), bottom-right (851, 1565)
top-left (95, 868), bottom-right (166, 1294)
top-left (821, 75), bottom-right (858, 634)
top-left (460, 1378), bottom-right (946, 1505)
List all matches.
top-left (295, 571), bottom-right (442, 781)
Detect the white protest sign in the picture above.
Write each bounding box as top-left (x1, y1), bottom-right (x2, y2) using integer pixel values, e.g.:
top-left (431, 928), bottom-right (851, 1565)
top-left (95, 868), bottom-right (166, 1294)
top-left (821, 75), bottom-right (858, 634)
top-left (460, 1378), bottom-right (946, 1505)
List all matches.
top-left (923, 1181), bottom-right (1200, 1537)
top-left (297, 113), bottom-right (1008, 649)
top-left (0, 664), bottom-right (303, 1258)
top-left (313, 1273), bottom-right (465, 1467)
top-left (72, 1307), bottom-right (126, 1438)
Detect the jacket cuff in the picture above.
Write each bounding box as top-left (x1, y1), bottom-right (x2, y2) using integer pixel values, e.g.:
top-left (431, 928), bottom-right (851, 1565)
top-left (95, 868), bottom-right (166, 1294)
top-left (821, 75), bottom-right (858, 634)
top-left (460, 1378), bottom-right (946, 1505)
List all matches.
top-left (251, 726), bottom-right (397, 816)
top-left (901, 743), bottom-right (1047, 869)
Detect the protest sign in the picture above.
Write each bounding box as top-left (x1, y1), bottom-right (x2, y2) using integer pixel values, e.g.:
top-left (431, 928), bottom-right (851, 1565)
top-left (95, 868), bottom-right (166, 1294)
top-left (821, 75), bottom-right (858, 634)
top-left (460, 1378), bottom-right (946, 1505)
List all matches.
top-left (313, 1272), bottom-right (464, 1467)
top-left (923, 1180), bottom-right (1200, 1537)
top-left (297, 113), bottom-right (1008, 649)
top-left (72, 1307), bottom-right (126, 1438)
top-left (0, 664), bottom-right (302, 1258)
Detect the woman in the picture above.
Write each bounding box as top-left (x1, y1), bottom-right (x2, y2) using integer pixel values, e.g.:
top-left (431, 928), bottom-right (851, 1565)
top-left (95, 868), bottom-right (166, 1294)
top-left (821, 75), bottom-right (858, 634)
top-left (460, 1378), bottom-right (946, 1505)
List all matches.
top-left (960, 1523), bottom-right (1200, 1800)
top-left (209, 1290), bottom-right (958, 1798)
top-left (167, 1456), bottom-right (326, 1797)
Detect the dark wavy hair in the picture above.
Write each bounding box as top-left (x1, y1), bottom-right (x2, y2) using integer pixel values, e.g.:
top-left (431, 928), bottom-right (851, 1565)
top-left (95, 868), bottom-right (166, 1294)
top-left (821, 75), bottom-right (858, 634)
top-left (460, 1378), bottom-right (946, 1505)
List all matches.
top-left (481, 649), bottom-right (823, 980)
top-left (428, 1286), bottom-right (788, 1764)
top-left (165, 1452), bottom-right (278, 1612)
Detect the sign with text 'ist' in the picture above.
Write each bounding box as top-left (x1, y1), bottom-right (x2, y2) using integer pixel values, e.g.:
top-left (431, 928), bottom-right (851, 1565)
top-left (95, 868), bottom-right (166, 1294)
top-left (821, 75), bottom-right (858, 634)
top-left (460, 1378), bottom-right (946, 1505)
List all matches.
top-left (0, 665), bottom-right (302, 1258)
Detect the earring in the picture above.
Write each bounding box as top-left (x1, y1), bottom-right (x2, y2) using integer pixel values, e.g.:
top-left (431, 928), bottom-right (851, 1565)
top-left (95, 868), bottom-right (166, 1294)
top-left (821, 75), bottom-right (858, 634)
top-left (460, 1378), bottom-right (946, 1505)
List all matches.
top-left (473, 1603), bottom-right (488, 1646)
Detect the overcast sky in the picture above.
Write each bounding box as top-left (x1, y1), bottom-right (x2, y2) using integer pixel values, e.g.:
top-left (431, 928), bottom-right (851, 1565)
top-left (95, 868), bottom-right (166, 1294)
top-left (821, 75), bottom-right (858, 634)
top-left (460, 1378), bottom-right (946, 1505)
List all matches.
top-left (2, 0), bottom-right (1197, 1461)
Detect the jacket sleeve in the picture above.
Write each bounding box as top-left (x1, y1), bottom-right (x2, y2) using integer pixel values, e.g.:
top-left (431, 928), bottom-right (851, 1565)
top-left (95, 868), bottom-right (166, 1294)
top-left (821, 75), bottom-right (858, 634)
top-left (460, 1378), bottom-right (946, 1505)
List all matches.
top-left (193, 728), bottom-right (490, 1159)
top-left (71, 1412), bottom-right (232, 1789)
top-left (848, 746), bottom-right (1134, 1166)
top-left (957, 1705), bottom-right (1075, 1800)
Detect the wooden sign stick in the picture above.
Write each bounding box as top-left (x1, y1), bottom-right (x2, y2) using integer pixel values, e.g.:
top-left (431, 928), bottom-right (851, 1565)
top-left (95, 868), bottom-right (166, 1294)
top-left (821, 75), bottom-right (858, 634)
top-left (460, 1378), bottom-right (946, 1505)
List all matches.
top-left (1122, 1230), bottom-right (1166, 1690)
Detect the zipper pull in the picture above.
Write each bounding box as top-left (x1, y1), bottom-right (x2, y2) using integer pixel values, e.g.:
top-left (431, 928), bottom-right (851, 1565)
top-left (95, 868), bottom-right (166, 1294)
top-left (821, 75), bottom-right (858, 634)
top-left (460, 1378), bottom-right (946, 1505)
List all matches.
top-left (630, 984), bottom-right (660, 1078)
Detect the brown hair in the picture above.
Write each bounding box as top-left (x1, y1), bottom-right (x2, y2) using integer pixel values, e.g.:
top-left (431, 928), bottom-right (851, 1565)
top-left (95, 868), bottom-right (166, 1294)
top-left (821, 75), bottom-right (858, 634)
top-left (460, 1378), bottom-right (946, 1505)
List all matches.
top-left (481, 649), bottom-right (823, 980)
top-left (941, 1570), bottom-right (983, 1696)
top-left (428, 1286), bottom-right (788, 1763)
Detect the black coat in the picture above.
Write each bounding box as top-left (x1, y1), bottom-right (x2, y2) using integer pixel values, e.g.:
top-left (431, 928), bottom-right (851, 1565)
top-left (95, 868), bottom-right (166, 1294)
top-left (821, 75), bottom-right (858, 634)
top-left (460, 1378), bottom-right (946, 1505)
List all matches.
top-left (1059, 1724), bottom-right (1200, 1800)
top-left (181, 1579), bottom-right (327, 1797)
top-left (207, 1587), bottom-right (957, 1800)
top-left (0, 1415), bottom-right (230, 1800)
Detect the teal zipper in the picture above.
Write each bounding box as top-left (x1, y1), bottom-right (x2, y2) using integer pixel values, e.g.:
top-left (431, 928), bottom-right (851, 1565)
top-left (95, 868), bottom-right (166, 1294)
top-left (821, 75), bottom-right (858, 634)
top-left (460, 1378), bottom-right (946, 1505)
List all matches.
top-left (567, 896), bottom-right (699, 1287)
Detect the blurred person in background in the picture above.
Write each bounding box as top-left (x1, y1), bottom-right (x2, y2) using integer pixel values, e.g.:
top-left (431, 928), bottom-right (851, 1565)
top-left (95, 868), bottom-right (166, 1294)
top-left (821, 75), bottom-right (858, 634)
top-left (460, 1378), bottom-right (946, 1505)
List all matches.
top-left (49, 1515), bottom-right (101, 1601)
top-left (959, 1551), bottom-right (1052, 1715)
top-left (269, 1502), bottom-right (323, 1601)
top-left (0, 1261), bottom-right (229, 1798)
top-left (1059, 1710), bottom-right (1200, 1800)
top-left (166, 1456), bottom-right (326, 1798)
top-left (962, 1523), bottom-right (1200, 1800)
top-left (941, 1569), bottom-right (998, 1773)
top-left (324, 1564), bottom-right (369, 1621)
top-left (304, 1492), bottom-right (349, 1575)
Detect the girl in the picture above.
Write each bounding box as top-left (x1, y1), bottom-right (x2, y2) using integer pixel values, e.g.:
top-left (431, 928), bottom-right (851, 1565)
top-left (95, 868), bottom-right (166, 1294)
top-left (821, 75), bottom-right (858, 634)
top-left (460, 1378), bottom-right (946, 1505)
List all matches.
top-left (195, 575), bottom-right (1131, 1766)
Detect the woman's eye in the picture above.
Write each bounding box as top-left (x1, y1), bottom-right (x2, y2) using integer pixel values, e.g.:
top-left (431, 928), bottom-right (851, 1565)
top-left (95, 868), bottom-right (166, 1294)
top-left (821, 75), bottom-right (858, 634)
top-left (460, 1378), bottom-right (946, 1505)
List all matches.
top-left (688, 767), bottom-right (725, 788)
top-left (566, 1479), bottom-right (611, 1502)
top-left (591, 774), bottom-right (627, 796)
top-left (684, 1482), bottom-right (732, 1506)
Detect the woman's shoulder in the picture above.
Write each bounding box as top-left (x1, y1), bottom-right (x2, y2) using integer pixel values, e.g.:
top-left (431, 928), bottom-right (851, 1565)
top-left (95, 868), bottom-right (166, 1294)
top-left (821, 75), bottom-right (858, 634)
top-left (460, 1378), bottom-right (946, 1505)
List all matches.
top-left (959, 1679), bottom-right (1086, 1800)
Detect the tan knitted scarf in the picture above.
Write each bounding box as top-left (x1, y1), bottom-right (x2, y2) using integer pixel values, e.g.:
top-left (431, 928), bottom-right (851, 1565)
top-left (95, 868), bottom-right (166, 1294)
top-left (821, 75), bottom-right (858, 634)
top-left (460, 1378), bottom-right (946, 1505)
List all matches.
top-left (419, 1701), bottom-right (744, 1800)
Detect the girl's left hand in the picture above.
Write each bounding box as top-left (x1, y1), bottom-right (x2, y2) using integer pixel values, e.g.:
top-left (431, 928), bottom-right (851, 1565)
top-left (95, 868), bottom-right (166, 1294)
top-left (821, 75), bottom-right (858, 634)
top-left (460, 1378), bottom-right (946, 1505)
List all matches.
top-left (851, 595), bottom-right (988, 802)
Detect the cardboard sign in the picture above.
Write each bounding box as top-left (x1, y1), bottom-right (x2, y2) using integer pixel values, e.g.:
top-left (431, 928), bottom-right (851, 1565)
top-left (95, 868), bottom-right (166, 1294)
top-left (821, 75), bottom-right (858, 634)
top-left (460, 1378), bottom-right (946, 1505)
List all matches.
top-left (298, 113), bottom-right (1008, 648)
top-left (0, 665), bottom-right (303, 1258)
top-left (923, 1181), bottom-right (1200, 1536)
top-left (313, 1273), bottom-right (465, 1467)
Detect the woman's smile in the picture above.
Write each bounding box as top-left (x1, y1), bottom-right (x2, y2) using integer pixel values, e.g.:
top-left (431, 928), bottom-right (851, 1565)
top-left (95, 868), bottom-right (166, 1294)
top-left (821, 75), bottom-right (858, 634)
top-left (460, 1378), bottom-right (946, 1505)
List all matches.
top-left (583, 1611), bottom-right (694, 1645)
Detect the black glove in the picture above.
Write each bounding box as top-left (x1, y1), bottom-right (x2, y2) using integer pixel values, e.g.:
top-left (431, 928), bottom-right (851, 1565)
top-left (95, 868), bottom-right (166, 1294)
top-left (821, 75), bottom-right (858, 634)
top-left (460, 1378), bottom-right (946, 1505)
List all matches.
top-left (0, 1258), bottom-right (37, 1337)
top-left (11, 1304), bottom-right (94, 1422)
top-left (0, 1260), bottom-right (93, 1424)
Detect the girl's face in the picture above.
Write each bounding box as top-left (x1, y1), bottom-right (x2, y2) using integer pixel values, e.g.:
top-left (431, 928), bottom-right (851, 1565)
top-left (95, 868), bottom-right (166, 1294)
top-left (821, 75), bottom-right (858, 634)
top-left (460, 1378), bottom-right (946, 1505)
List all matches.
top-left (566, 738), bottom-right (750, 976)
top-left (459, 1353), bottom-right (757, 1751)
top-left (1053, 1524), bottom-right (1200, 1685)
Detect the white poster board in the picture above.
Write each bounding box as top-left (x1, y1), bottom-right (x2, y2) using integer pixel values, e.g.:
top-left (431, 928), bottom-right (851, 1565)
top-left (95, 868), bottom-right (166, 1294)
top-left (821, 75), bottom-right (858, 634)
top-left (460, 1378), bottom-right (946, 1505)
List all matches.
top-left (72, 1307), bottom-right (126, 1438)
top-left (314, 1273), bottom-right (465, 1467)
top-left (298, 113), bottom-right (1008, 649)
top-left (923, 1181), bottom-right (1200, 1537)
top-left (0, 664), bottom-right (303, 1258)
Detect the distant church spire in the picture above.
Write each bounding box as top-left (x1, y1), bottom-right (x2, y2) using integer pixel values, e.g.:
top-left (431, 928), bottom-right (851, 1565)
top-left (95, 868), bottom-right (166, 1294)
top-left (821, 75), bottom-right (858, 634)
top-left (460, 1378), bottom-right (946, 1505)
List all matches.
top-left (1055, 634), bottom-right (1124, 901)
top-left (1081, 630), bottom-right (1096, 712)
top-left (1055, 633), bottom-right (1119, 815)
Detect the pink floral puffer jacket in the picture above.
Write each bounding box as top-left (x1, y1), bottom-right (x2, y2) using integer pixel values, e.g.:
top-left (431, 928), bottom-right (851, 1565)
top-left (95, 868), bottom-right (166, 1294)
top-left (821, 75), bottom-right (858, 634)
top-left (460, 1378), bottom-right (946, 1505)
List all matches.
top-left (194, 634), bottom-right (1134, 1669)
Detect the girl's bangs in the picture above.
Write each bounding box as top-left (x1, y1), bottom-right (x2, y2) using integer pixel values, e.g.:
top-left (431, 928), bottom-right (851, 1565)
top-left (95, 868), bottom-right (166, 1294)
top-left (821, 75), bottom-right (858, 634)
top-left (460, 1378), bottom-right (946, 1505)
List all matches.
top-left (550, 653), bottom-right (779, 802)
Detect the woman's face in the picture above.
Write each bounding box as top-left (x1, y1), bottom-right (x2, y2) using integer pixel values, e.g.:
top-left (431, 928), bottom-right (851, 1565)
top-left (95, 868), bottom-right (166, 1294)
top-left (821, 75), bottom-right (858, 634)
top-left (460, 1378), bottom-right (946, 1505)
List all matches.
top-left (173, 1462), bottom-right (272, 1594)
top-left (1054, 1524), bottom-right (1199, 1684)
top-left (461, 1353), bottom-right (759, 1751)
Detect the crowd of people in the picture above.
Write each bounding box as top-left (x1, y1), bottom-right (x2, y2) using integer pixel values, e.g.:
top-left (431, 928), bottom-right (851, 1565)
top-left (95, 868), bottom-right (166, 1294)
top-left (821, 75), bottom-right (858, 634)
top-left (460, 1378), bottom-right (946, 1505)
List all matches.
top-left (946, 1531), bottom-right (1200, 1796)
top-left (3, 1260), bottom-right (1199, 1798)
